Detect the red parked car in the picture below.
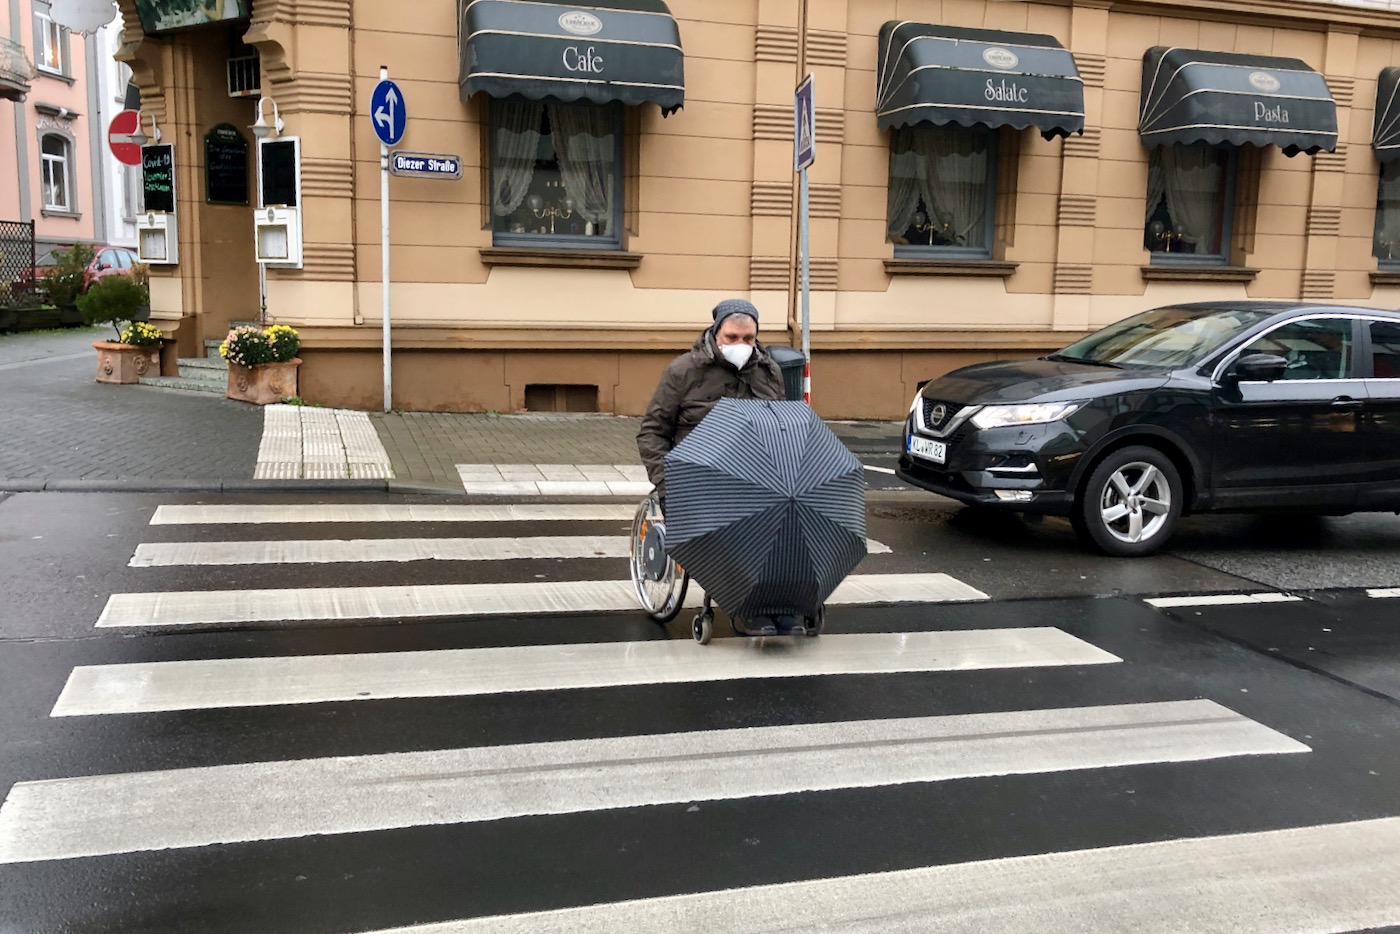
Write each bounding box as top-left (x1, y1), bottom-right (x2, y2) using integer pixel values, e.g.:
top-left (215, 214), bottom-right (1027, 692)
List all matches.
top-left (17, 244), bottom-right (139, 297)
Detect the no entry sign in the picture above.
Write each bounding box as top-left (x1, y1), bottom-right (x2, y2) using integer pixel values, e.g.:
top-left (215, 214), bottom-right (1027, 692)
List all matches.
top-left (107, 109), bottom-right (142, 166)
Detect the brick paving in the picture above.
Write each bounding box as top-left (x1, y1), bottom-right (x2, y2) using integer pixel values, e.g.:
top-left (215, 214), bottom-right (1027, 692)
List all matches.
top-left (0, 328), bottom-right (904, 492)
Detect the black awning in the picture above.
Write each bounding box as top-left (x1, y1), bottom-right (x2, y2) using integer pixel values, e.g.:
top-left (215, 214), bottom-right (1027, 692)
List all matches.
top-left (459, 0), bottom-right (683, 113)
top-left (875, 21), bottom-right (1084, 139)
top-left (1375, 67), bottom-right (1400, 162)
top-left (1139, 47), bottom-right (1337, 156)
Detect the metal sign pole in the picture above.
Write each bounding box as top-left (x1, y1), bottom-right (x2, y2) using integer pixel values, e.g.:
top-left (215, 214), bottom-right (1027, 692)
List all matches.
top-left (380, 65), bottom-right (392, 413)
top-left (800, 167), bottom-right (811, 404)
top-left (794, 73), bottom-right (815, 406)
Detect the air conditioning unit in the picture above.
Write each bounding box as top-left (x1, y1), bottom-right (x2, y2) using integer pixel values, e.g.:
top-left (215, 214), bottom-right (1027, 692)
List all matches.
top-left (227, 53), bottom-right (260, 98)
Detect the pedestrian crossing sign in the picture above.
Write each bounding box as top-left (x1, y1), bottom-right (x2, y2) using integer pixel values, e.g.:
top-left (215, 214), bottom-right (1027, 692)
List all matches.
top-left (795, 73), bottom-right (816, 171)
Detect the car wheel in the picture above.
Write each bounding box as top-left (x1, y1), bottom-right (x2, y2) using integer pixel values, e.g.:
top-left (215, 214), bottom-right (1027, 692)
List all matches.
top-left (1075, 446), bottom-right (1182, 557)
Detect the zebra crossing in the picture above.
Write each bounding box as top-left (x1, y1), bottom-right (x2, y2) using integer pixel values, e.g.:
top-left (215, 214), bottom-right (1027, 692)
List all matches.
top-left (2, 496), bottom-right (1398, 933)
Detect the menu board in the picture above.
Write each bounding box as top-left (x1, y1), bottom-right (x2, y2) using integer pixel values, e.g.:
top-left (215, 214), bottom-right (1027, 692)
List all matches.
top-left (141, 144), bottom-right (176, 214)
top-left (259, 139), bottom-right (298, 207)
top-left (204, 124), bottom-right (248, 205)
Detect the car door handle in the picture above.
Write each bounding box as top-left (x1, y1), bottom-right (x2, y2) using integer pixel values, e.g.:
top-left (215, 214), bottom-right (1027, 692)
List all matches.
top-left (1330, 396), bottom-right (1363, 408)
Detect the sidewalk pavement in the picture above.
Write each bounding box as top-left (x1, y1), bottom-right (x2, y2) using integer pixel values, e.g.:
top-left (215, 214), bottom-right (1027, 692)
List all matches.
top-left (0, 328), bottom-right (908, 495)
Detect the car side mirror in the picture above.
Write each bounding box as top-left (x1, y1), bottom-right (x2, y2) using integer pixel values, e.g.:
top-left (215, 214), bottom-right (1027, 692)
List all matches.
top-left (1232, 353), bottom-right (1288, 383)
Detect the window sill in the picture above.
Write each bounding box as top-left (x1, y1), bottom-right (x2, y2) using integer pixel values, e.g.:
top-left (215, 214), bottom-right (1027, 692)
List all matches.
top-left (40, 208), bottom-right (81, 219)
top-left (34, 67), bottom-right (74, 85)
top-left (1371, 269), bottom-right (1400, 286)
top-left (885, 258), bottom-right (1018, 278)
top-left (1140, 264), bottom-right (1258, 283)
top-left (480, 247), bottom-right (642, 270)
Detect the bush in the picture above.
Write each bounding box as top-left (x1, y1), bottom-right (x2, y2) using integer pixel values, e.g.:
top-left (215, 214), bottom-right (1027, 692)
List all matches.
top-left (221, 324), bottom-right (301, 366)
top-left (120, 321), bottom-right (163, 347)
top-left (266, 324), bottom-right (300, 362)
top-left (40, 244), bottom-right (96, 308)
top-left (75, 274), bottom-right (151, 341)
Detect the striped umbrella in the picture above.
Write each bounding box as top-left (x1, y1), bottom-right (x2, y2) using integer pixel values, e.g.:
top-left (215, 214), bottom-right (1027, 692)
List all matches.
top-left (663, 398), bottom-right (867, 621)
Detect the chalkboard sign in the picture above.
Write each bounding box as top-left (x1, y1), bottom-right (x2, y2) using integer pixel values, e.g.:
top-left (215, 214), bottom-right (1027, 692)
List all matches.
top-left (142, 144), bottom-right (175, 214)
top-left (204, 124), bottom-right (248, 205)
top-left (260, 139), bottom-right (298, 207)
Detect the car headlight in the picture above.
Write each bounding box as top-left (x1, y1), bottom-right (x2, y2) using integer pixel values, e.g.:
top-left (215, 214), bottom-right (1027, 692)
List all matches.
top-left (970, 402), bottom-right (1082, 430)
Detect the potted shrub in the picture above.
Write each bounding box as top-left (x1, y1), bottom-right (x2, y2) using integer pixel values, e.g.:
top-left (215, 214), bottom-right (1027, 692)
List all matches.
top-left (78, 275), bottom-right (160, 384)
top-left (222, 323), bottom-right (302, 405)
top-left (40, 243), bottom-right (95, 328)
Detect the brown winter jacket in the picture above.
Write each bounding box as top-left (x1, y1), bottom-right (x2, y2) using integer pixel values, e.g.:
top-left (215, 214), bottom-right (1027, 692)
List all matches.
top-left (636, 329), bottom-right (785, 492)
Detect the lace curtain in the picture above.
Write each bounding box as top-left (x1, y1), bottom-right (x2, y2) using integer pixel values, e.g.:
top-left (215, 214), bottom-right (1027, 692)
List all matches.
top-left (549, 104), bottom-right (616, 226)
top-left (491, 99), bottom-right (544, 217)
top-left (1376, 165), bottom-right (1400, 260)
top-left (887, 126), bottom-right (990, 247)
top-left (1147, 143), bottom-right (1224, 252)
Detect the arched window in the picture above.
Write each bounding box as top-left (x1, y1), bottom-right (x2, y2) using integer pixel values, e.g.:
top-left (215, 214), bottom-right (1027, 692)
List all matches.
top-left (40, 133), bottom-right (72, 211)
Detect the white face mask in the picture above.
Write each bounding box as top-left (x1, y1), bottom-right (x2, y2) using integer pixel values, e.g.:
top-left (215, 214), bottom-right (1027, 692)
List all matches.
top-left (719, 343), bottom-right (753, 369)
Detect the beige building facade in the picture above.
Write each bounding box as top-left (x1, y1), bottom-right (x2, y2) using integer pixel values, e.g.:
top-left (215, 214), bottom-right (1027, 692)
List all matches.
top-left (115, 0), bottom-right (1400, 418)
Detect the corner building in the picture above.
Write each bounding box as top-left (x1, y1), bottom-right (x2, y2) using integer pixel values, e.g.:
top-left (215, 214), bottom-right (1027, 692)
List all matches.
top-left (116, 0), bottom-right (1400, 418)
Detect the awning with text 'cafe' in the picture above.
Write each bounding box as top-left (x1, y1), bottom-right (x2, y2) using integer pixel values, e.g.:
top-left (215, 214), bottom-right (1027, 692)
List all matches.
top-left (1139, 47), bottom-right (1338, 157)
top-left (875, 21), bottom-right (1085, 140)
top-left (1374, 67), bottom-right (1400, 162)
top-left (458, 0), bottom-right (684, 114)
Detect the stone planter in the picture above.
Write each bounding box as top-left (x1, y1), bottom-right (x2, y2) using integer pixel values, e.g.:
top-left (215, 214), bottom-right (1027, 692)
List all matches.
top-left (227, 358), bottom-right (301, 405)
top-left (93, 341), bottom-right (161, 384)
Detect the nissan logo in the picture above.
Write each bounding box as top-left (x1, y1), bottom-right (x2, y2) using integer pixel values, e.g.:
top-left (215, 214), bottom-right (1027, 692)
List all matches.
top-left (930, 403), bottom-right (947, 425)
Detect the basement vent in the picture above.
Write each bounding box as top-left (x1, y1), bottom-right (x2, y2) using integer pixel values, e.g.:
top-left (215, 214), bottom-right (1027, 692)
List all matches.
top-left (524, 384), bottom-right (599, 413)
top-left (227, 53), bottom-right (260, 98)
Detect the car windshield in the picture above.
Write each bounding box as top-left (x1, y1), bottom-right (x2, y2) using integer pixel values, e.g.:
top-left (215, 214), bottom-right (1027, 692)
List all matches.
top-left (1053, 306), bottom-right (1276, 368)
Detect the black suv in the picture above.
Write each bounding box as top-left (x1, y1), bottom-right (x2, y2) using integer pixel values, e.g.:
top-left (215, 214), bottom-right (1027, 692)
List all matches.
top-left (897, 301), bottom-right (1400, 556)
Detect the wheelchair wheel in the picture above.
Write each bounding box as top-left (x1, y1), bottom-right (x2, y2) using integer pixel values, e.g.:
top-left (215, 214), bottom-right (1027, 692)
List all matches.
top-left (629, 493), bottom-right (689, 623)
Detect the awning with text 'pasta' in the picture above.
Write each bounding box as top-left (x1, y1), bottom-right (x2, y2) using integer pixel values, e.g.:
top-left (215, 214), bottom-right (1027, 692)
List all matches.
top-left (875, 21), bottom-right (1085, 139)
top-left (458, 0), bottom-right (684, 114)
top-left (1139, 47), bottom-right (1337, 156)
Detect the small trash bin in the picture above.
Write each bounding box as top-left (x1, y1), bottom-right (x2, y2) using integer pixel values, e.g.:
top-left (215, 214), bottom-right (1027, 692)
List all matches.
top-left (767, 346), bottom-right (807, 402)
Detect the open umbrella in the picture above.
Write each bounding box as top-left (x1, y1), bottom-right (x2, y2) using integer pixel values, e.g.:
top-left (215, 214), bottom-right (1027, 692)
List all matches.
top-left (663, 398), bottom-right (867, 624)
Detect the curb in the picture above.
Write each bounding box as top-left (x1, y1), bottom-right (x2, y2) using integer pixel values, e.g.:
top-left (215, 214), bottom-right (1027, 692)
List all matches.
top-left (0, 478), bottom-right (459, 495)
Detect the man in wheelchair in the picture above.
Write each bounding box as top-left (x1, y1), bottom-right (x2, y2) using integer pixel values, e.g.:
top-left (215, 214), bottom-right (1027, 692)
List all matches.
top-left (636, 299), bottom-right (785, 501)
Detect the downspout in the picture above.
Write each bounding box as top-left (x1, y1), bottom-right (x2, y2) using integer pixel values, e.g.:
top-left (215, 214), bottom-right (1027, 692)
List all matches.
top-left (86, 25), bottom-right (108, 244)
top-left (12, 0), bottom-right (31, 220)
top-left (349, 9), bottom-right (362, 325)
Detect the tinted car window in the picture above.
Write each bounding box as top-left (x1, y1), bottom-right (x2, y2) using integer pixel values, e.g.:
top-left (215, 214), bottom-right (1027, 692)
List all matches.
top-left (96, 250), bottom-right (116, 268)
top-left (1054, 306), bottom-right (1274, 368)
top-left (1373, 321), bottom-right (1400, 379)
top-left (116, 249), bottom-right (134, 269)
top-left (1237, 318), bottom-right (1354, 380)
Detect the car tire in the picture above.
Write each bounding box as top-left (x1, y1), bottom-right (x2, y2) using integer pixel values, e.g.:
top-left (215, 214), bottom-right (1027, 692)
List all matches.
top-left (1074, 445), bottom-right (1182, 557)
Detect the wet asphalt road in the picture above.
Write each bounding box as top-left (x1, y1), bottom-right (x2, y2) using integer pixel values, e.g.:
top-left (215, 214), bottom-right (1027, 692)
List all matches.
top-left (2, 490), bottom-right (1400, 933)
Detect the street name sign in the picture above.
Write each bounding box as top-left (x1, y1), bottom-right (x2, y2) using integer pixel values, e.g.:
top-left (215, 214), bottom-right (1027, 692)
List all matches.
top-left (370, 79), bottom-right (407, 147)
top-left (389, 151), bottom-right (462, 179)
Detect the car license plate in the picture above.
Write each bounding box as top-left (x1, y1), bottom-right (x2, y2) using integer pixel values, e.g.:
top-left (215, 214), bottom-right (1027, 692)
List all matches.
top-left (908, 435), bottom-right (946, 464)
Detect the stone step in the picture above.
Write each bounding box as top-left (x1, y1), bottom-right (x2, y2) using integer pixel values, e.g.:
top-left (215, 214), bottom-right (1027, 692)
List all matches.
top-left (180, 355), bottom-right (228, 374)
top-left (140, 374), bottom-right (227, 394)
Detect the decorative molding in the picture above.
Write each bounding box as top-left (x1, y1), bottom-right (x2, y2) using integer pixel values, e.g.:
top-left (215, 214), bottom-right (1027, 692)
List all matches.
top-left (755, 25), bottom-right (798, 63)
top-left (1327, 75), bottom-right (1355, 109)
top-left (884, 259), bottom-right (1018, 278)
top-left (1370, 269), bottom-right (1400, 286)
top-left (750, 255), bottom-right (837, 290)
top-left (1057, 194), bottom-right (1097, 227)
top-left (751, 181), bottom-right (790, 216)
top-left (810, 183), bottom-right (841, 218)
top-left (807, 30), bottom-right (848, 68)
top-left (1061, 126), bottom-right (1100, 158)
top-left (1074, 52), bottom-right (1106, 89)
top-left (1306, 205), bottom-right (1342, 237)
top-left (268, 72), bottom-right (353, 114)
top-left (1313, 143), bottom-right (1348, 174)
top-left (301, 158), bottom-right (354, 199)
top-left (754, 103), bottom-right (844, 144)
top-left (1054, 264), bottom-right (1094, 294)
top-left (480, 247), bottom-right (643, 269)
top-left (299, 243), bottom-right (356, 282)
top-left (1140, 265), bottom-right (1259, 283)
top-left (1301, 269), bottom-right (1335, 300)
top-left (296, 0), bottom-right (353, 28)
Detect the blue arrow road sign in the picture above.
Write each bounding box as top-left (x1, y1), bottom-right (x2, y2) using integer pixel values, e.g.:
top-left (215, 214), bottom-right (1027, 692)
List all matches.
top-left (370, 79), bottom-right (406, 147)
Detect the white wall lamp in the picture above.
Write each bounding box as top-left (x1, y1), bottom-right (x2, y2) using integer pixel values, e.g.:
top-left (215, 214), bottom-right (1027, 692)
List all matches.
top-left (128, 110), bottom-right (161, 146)
top-left (250, 96), bottom-right (283, 139)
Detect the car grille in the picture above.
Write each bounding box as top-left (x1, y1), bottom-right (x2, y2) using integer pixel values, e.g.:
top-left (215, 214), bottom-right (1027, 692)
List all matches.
top-left (921, 397), bottom-right (958, 431)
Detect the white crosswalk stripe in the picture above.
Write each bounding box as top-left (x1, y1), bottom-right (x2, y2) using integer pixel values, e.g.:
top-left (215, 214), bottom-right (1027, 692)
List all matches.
top-left (95, 573), bottom-right (988, 628)
top-left (0, 700), bottom-right (1306, 864)
top-left (53, 628), bottom-right (1119, 715)
top-left (3, 496), bottom-right (1377, 932)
